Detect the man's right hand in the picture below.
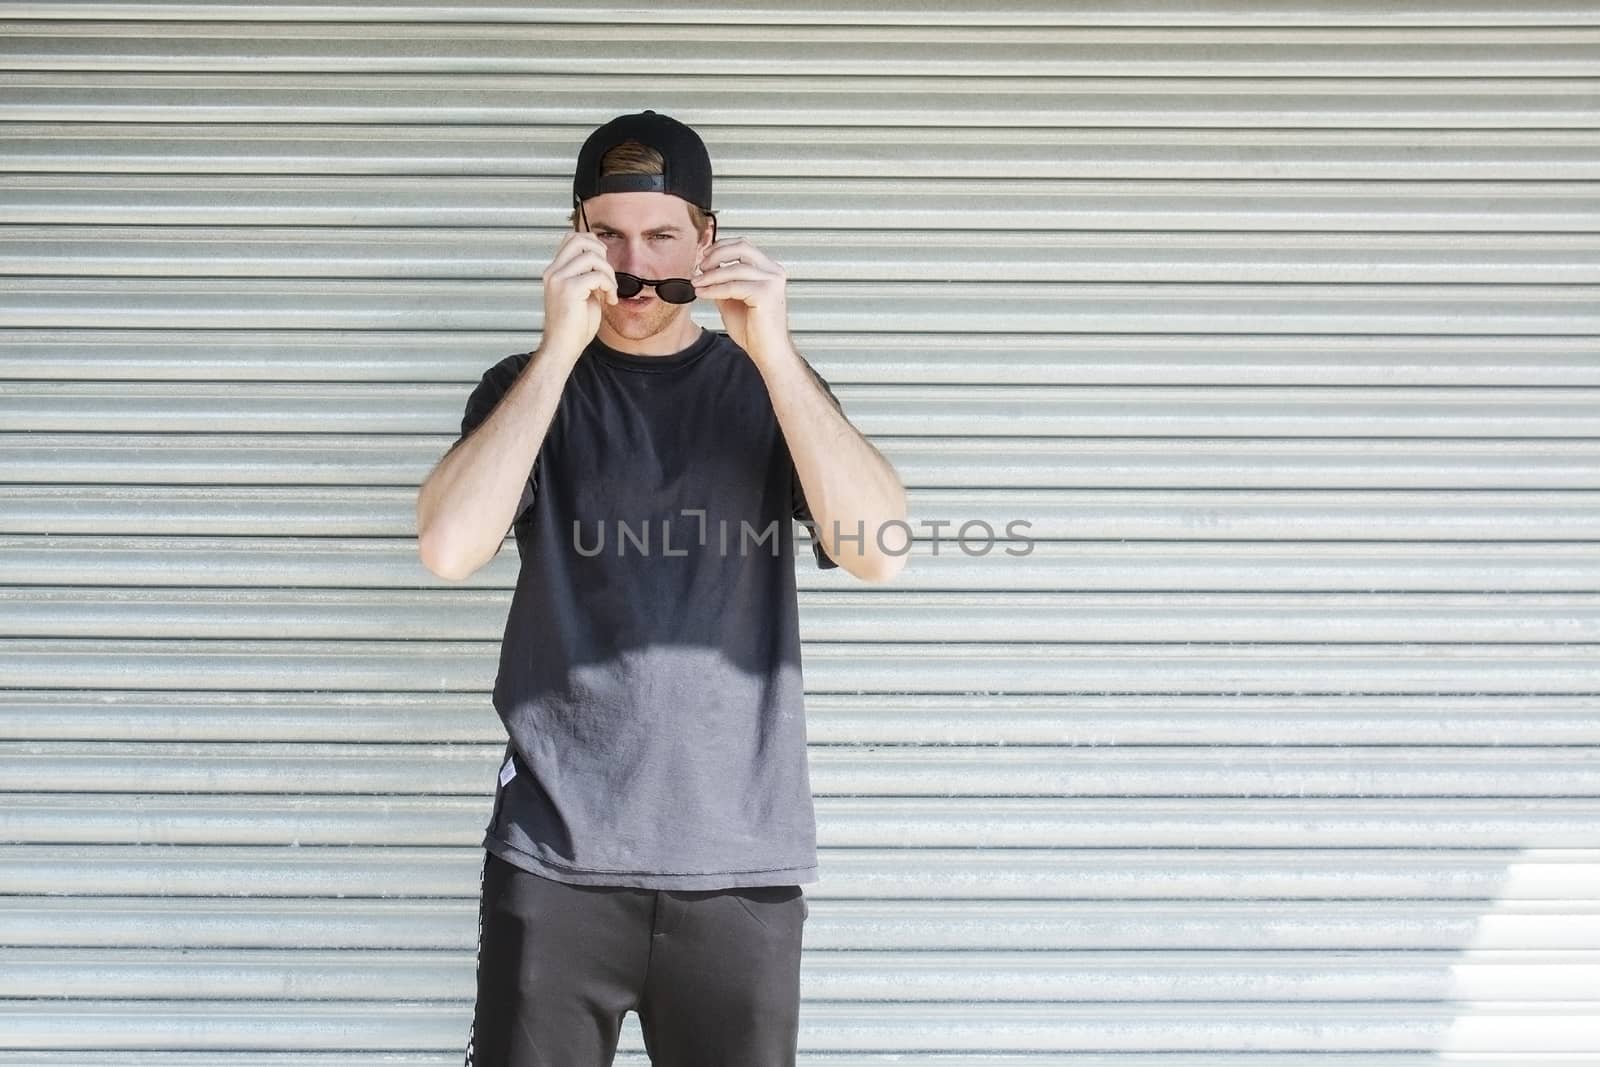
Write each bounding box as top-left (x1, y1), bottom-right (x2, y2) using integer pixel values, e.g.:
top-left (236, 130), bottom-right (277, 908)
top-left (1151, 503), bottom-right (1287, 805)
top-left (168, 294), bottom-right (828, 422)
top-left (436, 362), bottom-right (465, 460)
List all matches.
top-left (539, 231), bottom-right (618, 360)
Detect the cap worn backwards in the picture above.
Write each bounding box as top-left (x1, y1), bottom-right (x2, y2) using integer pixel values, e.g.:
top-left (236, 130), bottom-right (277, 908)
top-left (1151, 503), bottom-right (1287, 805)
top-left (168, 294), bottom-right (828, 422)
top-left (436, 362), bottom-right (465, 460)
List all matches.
top-left (573, 109), bottom-right (714, 213)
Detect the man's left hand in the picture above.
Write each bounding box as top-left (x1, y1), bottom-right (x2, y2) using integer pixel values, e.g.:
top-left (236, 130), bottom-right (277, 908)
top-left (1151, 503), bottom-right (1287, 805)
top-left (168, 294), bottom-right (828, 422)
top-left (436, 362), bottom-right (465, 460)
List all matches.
top-left (693, 237), bottom-right (792, 362)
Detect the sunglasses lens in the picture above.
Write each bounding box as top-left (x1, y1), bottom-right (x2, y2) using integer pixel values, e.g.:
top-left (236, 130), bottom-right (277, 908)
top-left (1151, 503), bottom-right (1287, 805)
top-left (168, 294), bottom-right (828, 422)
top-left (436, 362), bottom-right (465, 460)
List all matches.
top-left (657, 280), bottom-right (698, 304)
top-left (614, 272), bottom-right (644, 299)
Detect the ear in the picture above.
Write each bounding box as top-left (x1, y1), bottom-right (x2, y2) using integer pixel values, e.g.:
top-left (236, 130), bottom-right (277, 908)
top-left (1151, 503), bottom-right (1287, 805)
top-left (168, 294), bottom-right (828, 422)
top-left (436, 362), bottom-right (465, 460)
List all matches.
top-left (696, 215), bottom-right (717, 260)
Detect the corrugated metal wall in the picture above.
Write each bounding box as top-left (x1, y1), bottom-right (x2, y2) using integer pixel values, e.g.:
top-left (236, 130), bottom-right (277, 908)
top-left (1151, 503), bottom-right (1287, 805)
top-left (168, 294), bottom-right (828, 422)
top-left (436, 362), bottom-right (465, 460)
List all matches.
top-left (2, 2), bottom-right (1598, 1063)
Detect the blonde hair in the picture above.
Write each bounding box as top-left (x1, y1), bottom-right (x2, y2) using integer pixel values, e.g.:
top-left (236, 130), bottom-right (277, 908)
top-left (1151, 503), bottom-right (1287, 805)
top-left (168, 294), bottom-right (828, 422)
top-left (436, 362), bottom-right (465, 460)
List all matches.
top-left (568, 140), bottom-right (714, 239)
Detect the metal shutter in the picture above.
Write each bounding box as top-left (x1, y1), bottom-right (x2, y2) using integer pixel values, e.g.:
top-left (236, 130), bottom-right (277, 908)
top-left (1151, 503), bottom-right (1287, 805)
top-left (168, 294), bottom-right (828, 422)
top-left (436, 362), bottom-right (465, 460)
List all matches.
top-left (2, 2), bottom-right (1598, 1063)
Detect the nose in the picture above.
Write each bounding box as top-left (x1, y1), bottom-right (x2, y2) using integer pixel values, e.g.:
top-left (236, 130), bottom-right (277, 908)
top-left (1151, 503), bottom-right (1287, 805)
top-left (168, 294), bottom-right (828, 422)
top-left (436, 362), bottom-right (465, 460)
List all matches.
top-left (610, 237), bottom-right (651, 276)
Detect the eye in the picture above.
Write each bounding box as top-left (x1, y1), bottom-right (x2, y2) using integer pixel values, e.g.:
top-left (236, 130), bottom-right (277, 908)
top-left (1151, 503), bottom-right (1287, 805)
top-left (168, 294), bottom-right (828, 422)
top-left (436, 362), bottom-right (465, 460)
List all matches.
top-left (651, 234), bottom-right (674, 240)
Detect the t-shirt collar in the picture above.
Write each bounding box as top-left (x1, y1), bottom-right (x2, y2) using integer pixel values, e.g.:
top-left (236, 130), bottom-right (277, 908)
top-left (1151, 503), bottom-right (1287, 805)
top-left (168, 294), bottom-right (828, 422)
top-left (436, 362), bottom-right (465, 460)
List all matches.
top-left (590, 326), bottom-right (716, 373)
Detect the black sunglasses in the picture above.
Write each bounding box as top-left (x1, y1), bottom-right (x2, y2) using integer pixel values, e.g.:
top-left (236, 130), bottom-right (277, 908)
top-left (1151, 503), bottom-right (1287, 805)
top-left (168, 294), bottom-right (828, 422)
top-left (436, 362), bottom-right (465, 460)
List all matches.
top-left (574, 195), bottom-right (718, 306)
top-left (615, 272), bottom-right (697, 304)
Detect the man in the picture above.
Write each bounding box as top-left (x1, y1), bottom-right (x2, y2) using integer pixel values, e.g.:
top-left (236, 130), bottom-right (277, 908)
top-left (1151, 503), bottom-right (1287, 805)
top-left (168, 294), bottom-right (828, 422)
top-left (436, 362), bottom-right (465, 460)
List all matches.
top-left (415, 109), bottom-right (908, 1066)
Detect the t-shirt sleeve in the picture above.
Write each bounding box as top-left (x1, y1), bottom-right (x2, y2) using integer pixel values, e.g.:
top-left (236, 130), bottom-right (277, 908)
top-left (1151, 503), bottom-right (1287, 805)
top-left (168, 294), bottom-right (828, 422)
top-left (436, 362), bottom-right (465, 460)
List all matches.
top-left (457, 356), bottom-right (539, 527)
top-left (789, 360), bottom-right (844, 570)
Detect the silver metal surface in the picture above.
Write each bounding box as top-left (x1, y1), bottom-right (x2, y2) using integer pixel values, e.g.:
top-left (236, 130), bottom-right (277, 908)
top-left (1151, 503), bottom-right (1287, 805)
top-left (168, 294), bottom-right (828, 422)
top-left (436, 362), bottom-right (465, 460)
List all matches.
top-left (2, 0), bottom-right (1598, 1060)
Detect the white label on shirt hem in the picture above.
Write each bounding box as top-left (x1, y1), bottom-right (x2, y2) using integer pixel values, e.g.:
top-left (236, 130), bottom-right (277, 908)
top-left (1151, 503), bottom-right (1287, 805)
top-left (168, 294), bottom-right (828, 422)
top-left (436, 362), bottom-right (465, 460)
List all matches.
top-left (498, 756), bottom-right (517, 787)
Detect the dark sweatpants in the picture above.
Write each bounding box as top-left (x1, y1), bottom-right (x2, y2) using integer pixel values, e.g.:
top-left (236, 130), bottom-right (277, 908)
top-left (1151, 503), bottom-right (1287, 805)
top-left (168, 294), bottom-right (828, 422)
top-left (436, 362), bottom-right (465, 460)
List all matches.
top-left (464, 849), bottom-right (809, 1066)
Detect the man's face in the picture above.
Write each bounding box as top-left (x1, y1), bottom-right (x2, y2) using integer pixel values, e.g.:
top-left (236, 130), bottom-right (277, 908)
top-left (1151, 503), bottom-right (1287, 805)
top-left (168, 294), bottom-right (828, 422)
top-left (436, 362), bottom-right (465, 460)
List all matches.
top-left (578, 191), bottom-right (711, 343)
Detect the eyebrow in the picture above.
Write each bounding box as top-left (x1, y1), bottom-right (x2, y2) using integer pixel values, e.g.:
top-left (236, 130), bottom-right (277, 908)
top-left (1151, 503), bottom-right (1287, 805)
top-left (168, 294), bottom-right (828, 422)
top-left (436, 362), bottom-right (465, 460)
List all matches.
top-left (591, 222), bottom-right (683, 236)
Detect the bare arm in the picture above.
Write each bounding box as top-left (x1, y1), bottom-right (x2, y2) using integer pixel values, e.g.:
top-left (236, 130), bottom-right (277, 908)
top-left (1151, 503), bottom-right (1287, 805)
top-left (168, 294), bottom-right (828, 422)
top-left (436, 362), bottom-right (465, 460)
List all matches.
top-left (417, 230), bottom-right (619, 581)
top-left (689, 233), bottom-right (906, 582)
top-left (758, 343), bottom-right (909, 583)
top-left (416, 346), bottom-right (577, 581)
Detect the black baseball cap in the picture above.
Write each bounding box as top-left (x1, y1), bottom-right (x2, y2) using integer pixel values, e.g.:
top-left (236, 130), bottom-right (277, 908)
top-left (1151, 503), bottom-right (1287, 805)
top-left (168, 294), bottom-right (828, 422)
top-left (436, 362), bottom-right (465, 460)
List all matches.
top-left (572, 109), bottom-right (714, 213)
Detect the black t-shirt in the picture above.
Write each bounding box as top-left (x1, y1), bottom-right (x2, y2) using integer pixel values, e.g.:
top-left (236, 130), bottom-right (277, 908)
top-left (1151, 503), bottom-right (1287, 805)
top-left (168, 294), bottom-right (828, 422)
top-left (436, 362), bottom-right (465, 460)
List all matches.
top-left (454, 326), bottom-right (842, 888)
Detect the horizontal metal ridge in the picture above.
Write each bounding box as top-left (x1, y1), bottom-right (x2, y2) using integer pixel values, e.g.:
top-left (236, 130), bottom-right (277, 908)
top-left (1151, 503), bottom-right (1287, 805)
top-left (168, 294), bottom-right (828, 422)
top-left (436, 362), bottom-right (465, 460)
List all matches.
top-left (7, 795), bottom-right (1600, 848)
top-left (7, 175), bottom-right (1600, 236)
top-left (5, 382), bottom-right (1599, 436)
top-left (5, 71), bottom-right (1600, 116)
top-left (7, 1), bottom-right (1600, 28)
top-left (5, 946), bottom-right (1600, 1001)
top-left (7, 487), bottom-right (1600, 539)
top-left (8, 436), bottom-right (1600, 490)
top-left (3, 637), bottom-right (1599, 693)
top-left (1, 845), bottom-right (1598, 899)
top-left (2, 690), bottom-right (1596, 745)
top-left (10, 227), bottom-right (1600, 284)
top-left (6, 121), bottom-right (1597, 180)
top-left (4, 536), bottom-right (1600, 590)
top-left (4, 894), bottom-right (1596, 951)
top-left (0, 1053), bottom-right (1591, 1067)
top-left (6, 20), bottom-right (1600, 57)
top-left (2, 740), bottom-right (1599, 797)
top-left (5, 587), bottom-right (1600, 642)
top-left (6, 277), bottom-right (1600, 332)
top-left (5, 331), bottom-right (1599, 385)
top-left (1, 998), bottom-right (1599, 1052)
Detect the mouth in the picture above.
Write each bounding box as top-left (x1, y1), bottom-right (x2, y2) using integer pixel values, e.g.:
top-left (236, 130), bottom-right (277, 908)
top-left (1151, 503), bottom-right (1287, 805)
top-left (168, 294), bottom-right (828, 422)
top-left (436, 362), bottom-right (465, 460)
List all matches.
top-left (621, 293), bottom-right (654, 308)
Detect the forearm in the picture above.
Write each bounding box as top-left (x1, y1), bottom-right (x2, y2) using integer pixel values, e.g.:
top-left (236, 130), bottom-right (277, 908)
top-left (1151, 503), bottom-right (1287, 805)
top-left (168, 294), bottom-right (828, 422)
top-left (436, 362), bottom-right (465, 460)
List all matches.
top-left (417, 346), bottom-right (574, 580)
top-left (755, 343), bottom-right (909, 582)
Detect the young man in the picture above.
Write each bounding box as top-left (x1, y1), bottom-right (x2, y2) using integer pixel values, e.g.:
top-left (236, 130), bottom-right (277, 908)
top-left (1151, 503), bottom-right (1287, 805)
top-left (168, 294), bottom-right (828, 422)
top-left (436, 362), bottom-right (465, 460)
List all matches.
top-left (415, 110), bottom-right (908, 1066)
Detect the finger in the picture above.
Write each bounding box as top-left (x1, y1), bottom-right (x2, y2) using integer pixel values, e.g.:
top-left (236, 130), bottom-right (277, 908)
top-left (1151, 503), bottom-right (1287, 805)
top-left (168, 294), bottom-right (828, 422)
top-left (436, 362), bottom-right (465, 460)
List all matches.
top-left (563, 227), bottom-right (605, 245)
top-left (699, 238), bottom-right (774, 272)
top-left (694, 259), bottom-right (768, 281)
top-left (691, 279), bottom-right (763, 301)
top-left (696, 238), bottom-right (738, 267)
top-left (550, 232), bottom-right (607, 269)
top-left (563, 238), bottom-right (610, 270)
top-left (693, 263), bottom-right (769, 288)
top-left (550, 249), bottom-right (615, 283)
top-left (559, 229), bottom-right (601, 248)
top-left (552, 261), bottom-right (618, 305)
top-left (577, 267), bottom-right (618, 305)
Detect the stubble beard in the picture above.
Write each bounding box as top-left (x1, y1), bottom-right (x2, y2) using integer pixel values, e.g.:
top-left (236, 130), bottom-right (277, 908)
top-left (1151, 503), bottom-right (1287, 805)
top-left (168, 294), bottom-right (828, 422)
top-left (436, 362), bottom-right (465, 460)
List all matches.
top-left (604, 297), bottom-right (684, 342)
